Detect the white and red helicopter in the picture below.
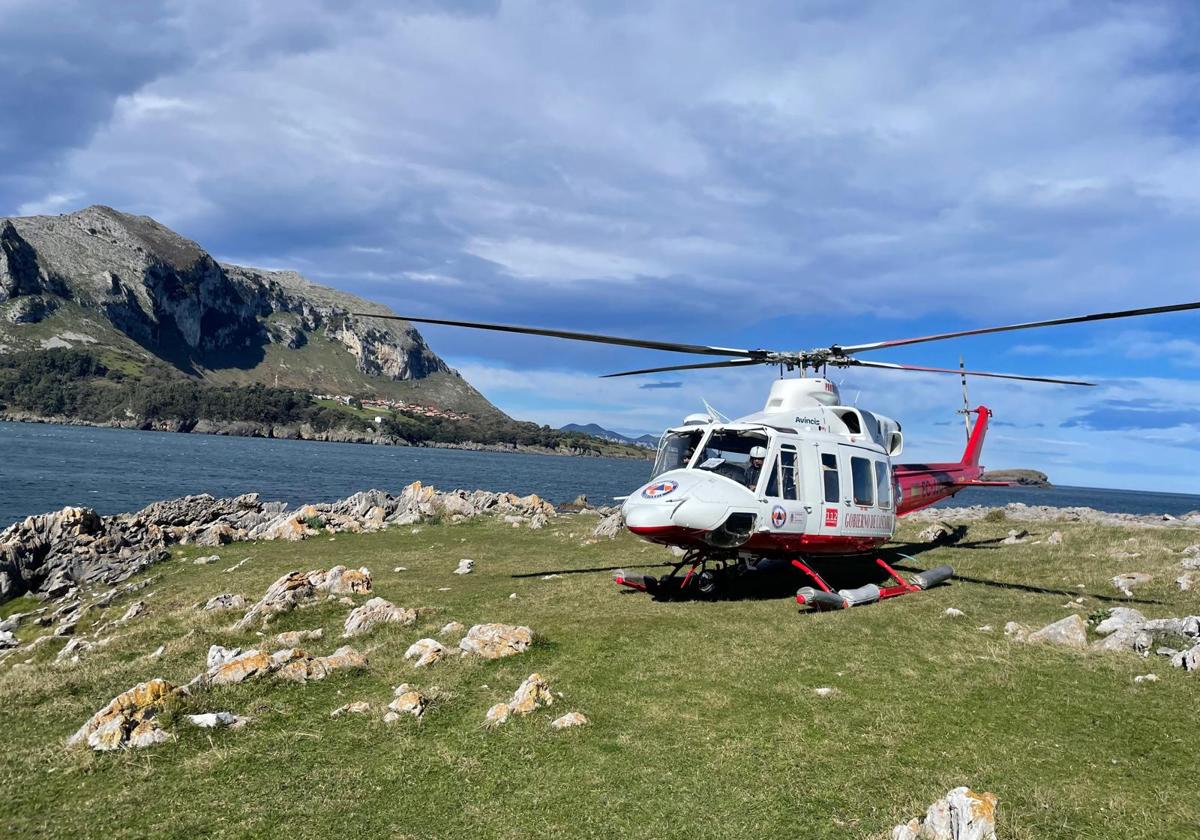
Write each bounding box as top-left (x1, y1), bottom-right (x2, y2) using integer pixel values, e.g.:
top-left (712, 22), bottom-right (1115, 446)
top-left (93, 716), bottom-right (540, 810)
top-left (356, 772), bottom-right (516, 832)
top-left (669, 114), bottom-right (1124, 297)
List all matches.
top-left (363, 299), bottom-right (1200, 610)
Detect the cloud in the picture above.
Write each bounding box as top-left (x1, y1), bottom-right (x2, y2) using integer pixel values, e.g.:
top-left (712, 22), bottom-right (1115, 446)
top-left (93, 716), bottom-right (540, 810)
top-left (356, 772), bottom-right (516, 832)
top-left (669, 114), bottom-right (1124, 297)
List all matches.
top-left (639, 381), bottom-right (683, 390)
top-left (2, 0), bottom-right (1198, 490)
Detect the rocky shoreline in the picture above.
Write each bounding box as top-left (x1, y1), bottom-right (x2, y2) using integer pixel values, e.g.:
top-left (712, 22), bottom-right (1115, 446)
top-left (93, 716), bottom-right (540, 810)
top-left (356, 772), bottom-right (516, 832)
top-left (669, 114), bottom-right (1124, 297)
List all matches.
top-left (0, 412), bottom-right (652, 460)
top-left (906, 502), bottom-right (1200, 529)
top-left (0, 483), bottom-right (619, 607)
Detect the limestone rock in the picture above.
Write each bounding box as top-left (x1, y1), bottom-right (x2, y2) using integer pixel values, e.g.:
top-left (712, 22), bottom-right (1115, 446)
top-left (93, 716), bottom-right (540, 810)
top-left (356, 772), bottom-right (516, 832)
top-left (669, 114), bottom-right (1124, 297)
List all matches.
top-left (1046, 530), bottom-right (1063, 545)
top-left (1176, 572), bottom-right (1198, 592)
top-left (891, 787), bottom-right (998, 840)
top-left (1095, 607), bottom-right (1146, 636)
top-left (593, 511), bottom-right (623, 539)
top-left (404, 638), bottom-right (446, 668)
top-left (206, 645), bottom-right (243, 671)
top-left (68, 678), bottom-right (178, 750)
top-left (1091, 628), bottom-right (1152, 655)
top-left (187, 711), bottom-right (248, 729)
top-left (1111, 572), bottom-right (1152, 598)
top-left (119, 601), bottom-right (145, 622)
top-left (438, 621), bottom-right (465, 638)
top-left (232, 570), bottom-right (317, 630)
top-left (485, 702), bottom-right (511, 726)
top-left (206, 649), bottom-right (273, 686)
top-left (1133, 673), bottom-right (1159, 684)
top-left (550, 711), bottom-right (589, 730)
top-left (508, 673), bottom-right (554, 716)
top-left (1170, 644), bottom-right (1200, 671)
top-left (193, 555), bottom-right (219, 565)
top-left (274, 645), bottom-right (367, 683)
top-left (203, 593), bottom-right (246, 611)
top-left (453, 558), bottom-right (475, 575)
top-left (918, 522), bottom-right (965, 545)
top-left (55, 637), bottom-right (92, 664)
top-left (343, 597), bottom-right (416, 637)
top-left (458, 623), bottom-right (534, 659)
top-left (1001, 529), bottom-right (1029, 545)
top-left (1003, 621), bottom-right (1029, 641)
top-left (943, 608), bottom-right (964, 618)
top-left (389, 684), bottom-right (428, 718)
top-left (313, 565), bottom-right (372, 595)
top-left (331, 701), bottom-right (371, 717)
top-left (1026, 614), bottom-right (1088, 648)
top-left (273, 628), bottom-right (323, 647)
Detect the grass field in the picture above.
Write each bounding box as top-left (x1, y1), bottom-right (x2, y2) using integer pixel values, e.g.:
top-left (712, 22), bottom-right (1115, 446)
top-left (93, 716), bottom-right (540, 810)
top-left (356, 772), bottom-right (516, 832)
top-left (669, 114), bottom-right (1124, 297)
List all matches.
top-left (2, 514), bottom-right (1198, 839)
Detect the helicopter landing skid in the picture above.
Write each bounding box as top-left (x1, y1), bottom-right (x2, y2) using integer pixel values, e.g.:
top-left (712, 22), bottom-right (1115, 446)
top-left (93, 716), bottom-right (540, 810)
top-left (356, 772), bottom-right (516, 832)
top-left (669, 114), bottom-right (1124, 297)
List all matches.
top-left (793, 554), bottom-right (953, 610)
top-left (614, 549), bottom-right (738, 599)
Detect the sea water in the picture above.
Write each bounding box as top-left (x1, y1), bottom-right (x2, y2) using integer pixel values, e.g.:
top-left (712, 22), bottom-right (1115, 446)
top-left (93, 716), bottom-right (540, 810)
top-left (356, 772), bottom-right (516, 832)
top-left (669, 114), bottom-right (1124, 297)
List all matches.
top-left (1, 421), bottom-right (1197, 528)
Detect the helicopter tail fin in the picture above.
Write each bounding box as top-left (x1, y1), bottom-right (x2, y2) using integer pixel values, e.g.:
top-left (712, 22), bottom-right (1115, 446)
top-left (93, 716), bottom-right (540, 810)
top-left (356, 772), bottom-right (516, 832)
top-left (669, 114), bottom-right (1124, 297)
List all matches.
top-left (960, 406), bottom-right (991, 467)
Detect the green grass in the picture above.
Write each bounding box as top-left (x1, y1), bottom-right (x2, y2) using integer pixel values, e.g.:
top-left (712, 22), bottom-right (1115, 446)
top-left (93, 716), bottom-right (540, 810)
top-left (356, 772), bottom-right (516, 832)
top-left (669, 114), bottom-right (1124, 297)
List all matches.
top-left (2, 517), bottom-right (1198, 838)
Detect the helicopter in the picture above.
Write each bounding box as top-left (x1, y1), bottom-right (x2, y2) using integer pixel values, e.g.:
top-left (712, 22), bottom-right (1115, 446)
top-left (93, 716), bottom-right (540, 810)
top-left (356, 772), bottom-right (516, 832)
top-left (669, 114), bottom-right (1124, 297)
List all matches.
top-left (360, 298), bottom-right (1200, 610)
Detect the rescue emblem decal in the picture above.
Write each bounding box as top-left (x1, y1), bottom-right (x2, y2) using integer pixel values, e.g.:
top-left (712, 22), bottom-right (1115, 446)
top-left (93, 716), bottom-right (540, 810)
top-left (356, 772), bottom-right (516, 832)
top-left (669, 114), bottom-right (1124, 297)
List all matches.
top-left (771, 505), bottom-right (787, 528)
top-left (642, 480), bottom-right (679, 499)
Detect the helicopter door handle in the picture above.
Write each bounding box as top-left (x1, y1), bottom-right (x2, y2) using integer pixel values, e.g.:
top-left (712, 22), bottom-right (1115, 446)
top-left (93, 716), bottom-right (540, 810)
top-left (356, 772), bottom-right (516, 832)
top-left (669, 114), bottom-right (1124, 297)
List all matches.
top-left (804, 505), bottom-right (813, 513)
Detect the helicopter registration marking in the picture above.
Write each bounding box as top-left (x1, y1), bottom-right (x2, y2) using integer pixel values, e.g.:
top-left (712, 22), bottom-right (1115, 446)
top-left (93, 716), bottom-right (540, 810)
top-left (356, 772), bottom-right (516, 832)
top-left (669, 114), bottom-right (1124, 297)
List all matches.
top-left (642, 480), bottom-right (679, 499)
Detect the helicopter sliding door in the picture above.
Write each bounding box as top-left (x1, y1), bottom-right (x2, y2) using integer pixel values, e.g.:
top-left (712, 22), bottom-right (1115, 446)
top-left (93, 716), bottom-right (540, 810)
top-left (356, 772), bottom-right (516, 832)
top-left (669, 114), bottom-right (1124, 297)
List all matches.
top-left (837, 444), bottom-right (896, 540)
top-left (762, 442), bottom-right (806, 533)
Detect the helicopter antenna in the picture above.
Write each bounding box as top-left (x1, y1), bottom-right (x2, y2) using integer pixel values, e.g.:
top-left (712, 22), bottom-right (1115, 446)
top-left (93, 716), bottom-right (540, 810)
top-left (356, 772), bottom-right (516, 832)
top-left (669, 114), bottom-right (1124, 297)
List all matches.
top-left (957, 355), bottom-right (971, 442)
top-left (702, 398), bottom-right (730, 423)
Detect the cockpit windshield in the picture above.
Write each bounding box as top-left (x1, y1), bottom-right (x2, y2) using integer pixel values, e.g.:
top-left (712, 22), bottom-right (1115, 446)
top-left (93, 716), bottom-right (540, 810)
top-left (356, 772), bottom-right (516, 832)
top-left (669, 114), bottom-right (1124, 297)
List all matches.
top-left (694, 429), bottom-right (770, 484)
top-left (651, 430), bottom-right (702, 478)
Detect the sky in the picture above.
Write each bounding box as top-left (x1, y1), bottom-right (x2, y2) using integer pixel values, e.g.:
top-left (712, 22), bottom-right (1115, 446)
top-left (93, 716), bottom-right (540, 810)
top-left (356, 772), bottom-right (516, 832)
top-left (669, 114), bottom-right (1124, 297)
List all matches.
top-left (2, 0), bottom-right (1199, 492)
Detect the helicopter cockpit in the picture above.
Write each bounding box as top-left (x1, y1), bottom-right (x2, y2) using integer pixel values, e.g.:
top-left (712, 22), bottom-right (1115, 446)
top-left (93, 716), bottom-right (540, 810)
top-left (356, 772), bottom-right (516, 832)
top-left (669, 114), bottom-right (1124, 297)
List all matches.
top-left (652, 425), bottom-right (773, 490)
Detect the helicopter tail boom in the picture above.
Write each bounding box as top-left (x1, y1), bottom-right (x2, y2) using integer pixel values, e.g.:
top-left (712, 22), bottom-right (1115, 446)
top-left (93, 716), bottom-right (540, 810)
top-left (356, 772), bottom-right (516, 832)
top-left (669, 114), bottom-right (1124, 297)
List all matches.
top-left (894, 406), bottom-right (1001, 515)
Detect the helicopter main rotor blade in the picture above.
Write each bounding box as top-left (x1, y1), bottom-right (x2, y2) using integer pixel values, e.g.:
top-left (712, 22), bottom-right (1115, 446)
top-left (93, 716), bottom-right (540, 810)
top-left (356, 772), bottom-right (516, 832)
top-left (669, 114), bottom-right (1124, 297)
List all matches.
top-left (844, 359), bottom-right (1096, 386)
top-left (839, 299), bottom-right (1200, 354)
top-left (354, 313), bottom-right (768, 359)
top-left (601, 359), bottom-right (767, 378)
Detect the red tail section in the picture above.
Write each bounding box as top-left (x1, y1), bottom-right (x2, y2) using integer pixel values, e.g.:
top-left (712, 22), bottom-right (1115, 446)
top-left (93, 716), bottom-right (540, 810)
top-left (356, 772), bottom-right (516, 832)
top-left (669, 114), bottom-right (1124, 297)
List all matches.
top-left (895, 407), bottom-right (1000, 516)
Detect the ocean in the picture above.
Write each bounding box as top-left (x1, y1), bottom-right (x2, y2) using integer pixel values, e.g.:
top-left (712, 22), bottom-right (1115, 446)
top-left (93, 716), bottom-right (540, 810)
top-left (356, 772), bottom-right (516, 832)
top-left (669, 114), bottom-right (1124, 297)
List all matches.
top-left (1, 420), bottom-right (1197, 528)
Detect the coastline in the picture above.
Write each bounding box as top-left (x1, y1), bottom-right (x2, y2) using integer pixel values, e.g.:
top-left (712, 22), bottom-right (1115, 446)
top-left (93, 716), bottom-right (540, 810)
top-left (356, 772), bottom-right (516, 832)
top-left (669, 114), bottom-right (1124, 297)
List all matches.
top-left (0, 412), bottom-right (654, 461)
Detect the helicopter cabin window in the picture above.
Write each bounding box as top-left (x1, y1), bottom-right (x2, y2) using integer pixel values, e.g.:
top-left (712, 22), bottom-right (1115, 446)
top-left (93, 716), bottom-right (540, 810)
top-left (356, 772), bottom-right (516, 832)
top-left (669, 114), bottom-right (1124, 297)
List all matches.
top-left (695, 429), bottom-right (770, 487)
top-left (767, 446), bottom-right (800, 500)
top-left (875, 461), bottom-right (892, 509)
top-left (821, 453), bottom-right (839, 502)
top-left (851, 456), bottom-right (875, 506)
top-left (651, 431), bottom-right (702, 478)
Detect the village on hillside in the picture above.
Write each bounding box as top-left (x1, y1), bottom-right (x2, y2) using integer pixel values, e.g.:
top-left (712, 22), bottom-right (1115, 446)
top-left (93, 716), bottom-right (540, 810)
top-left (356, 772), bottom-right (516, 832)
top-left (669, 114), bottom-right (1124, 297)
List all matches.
top-left (314, 394), bottom-right (474, 423)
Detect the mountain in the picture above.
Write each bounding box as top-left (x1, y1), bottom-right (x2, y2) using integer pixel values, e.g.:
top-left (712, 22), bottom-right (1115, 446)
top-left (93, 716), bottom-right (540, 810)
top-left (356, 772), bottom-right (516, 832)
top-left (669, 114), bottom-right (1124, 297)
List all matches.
top-left (0, 205), bottom-right (499, 418)
top-left (560, 423), bottom-right (658, 448)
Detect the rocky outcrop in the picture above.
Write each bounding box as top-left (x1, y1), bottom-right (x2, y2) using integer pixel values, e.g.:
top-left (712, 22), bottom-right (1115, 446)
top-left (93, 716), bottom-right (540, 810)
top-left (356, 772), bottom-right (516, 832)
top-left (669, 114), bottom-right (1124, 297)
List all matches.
top-left (1025, 614), bottom-right (1088, 648)
top-left (1, 206), bottom-right (452, 383)
top-left (2, 483), bottom-right (559, 605)
top-left (458, 623), bottom-right (534, 659)
top-left (67, 678), bottom-right (178, 751)
top-left (343, 598), bottom-right (416, 637)
top-left (907, 502), bottom-right (1200, 529)
top-left (892, 787), bottom-right (998, 840)
top-left (486, 673), bottom-right (555, 725)
top-left (404, 638), bottom-right (447, 668)
top-left (550, 711), bottom-right (589, 730)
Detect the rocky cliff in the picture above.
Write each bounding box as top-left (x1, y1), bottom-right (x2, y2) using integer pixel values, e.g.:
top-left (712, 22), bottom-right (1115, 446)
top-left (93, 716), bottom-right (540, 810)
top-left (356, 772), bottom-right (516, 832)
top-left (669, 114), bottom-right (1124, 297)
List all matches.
top-left (0, 206), bottom-right (493, 413)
